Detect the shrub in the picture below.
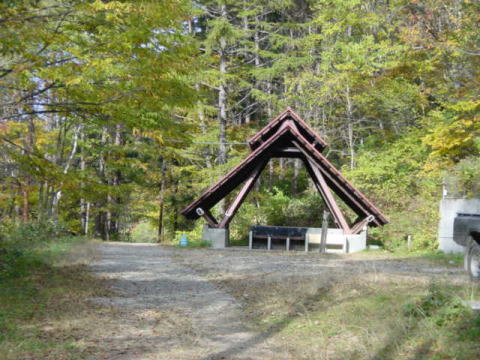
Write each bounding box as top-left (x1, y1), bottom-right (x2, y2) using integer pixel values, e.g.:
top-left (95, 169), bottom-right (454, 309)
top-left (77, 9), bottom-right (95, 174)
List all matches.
top-left (1, 221), bottom-right (66, 249)
top-left (0, 221), bottom-right (78, 280)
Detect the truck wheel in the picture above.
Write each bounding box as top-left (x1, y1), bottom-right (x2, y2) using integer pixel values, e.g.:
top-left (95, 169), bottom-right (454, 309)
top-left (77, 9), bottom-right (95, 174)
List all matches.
top-left (466, 236), bottom-right (480, 280)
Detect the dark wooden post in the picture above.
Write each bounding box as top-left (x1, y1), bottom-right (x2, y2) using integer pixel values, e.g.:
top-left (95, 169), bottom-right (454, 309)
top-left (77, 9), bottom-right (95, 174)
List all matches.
top-left (320, 210), bottom-right (330, 253)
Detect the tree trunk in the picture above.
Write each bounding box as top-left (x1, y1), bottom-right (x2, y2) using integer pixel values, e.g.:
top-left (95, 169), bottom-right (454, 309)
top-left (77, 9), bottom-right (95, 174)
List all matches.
top-left (52, 124), bottom-right (80, 223)
top-left (79, 127), bottom-right (90, 235)
top-left (22, 185), bottom-right (29, 223)
top-left (37, 181), bottom-right (45, 222)
top-left (22, 117), bottom-right (36, 223)
top-left (291, 159), bottom-right (301, 195)
top-left (96, 126), bottom-right (108, 240)
top-left (345, 84), bottom-right (355, 170)
top-left (157, 162), bottom-right (167, 243)
top-left (218, 4), bottom-right (228, 166)
top-left (279, 158), bottom-right (285, 181)
top-left (217, 4), bottom-right (229, 215)
top-left (268, 161), bottom-right (274, 192)
top-left (218, 47), bottom-right (228, 165)
top-left (107, 123), bottom-right (122, 239)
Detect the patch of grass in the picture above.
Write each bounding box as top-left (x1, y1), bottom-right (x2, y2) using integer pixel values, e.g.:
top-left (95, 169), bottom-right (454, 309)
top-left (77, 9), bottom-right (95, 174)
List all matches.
top-left (168, 230), bottom-right (211, 248)
top-left (175, 239), bottom-right (211, 248)
top-left (229, 237), bottom-right (249, 247)
top-left (352, 248), bottom-right (464, 267)
top-left (208, 270), bottom-right (480, 360)
top-left (0, 236), bottom-right (111, 359)
top-left (394, 249), bottom-right (464, 265)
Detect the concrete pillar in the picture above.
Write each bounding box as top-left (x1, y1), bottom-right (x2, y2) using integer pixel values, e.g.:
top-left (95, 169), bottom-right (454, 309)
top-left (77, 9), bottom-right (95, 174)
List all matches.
top-left (438, 198), bottom-right (480, 253)
top-left (202, 225), bottom-right (229, 249)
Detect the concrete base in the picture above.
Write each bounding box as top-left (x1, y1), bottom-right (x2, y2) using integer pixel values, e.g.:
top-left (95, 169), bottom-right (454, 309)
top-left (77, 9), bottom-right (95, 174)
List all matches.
top-left (202, 225), bottom-right (229, 249)
top-left (463, 301), bottom-right (480, 313)
top-left (438, 198), bottom-right (480, 253)
top-left (307, 228), bottom-right (367, 254)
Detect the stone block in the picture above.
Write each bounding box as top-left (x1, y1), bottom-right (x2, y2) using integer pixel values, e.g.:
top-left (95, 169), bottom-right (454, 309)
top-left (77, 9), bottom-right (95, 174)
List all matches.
top-left (202, 225), bottom-right (229, 249)
top-left (306, 228), bottom-right (366, 253)
top-left (438, 198), bottom-right (480, 253)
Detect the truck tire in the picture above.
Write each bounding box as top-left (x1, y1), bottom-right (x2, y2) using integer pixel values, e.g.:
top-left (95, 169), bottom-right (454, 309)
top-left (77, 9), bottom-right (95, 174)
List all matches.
top-left (466, 236), bottom-right (480, 280)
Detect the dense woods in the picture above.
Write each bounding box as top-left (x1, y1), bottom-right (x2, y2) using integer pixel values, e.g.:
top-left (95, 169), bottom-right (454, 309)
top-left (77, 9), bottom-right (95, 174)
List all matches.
top-left (0, 0), bottom-right (479, 249)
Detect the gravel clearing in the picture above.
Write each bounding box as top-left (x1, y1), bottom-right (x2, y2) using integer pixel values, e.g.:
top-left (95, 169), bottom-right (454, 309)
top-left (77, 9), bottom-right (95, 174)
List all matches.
top-left (91, 242), bottom-right (286, 360)
top-left (170, 246), bottom-right (468, 288)
top-left (90, 242), bottom-right (468, 360)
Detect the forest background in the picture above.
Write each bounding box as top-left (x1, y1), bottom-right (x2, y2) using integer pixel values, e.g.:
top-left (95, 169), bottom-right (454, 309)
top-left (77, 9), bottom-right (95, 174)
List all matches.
top-left (0, 0), bottom-right (479, 250)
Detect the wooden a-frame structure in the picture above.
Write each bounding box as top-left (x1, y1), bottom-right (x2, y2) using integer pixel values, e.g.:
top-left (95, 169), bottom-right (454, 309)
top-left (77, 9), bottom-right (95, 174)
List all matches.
top-left (181, 108), bottom-right (388, 234)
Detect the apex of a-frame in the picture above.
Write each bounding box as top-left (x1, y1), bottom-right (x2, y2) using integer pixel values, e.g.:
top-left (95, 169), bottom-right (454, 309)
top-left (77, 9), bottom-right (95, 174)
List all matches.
top-left (248, 107), bottom-right (328, 153)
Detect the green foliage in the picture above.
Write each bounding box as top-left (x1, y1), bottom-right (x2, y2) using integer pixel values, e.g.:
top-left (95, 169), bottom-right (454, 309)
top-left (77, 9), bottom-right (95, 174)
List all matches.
top-left (447, 157), bottom-right (480, 198)
top-left (424, 101), bottom-right (480, 167)
top-left (262, 188), bottom-right (325, 227)
top-left (0, 221), bottom-right (66, 249)
top-left (345, 129), bottom-right (440, 249)
top-left (173, 224), bottom-right (210, 248)
top-left (0, 222), bottom-right (85, 280)
top-left (228, 188), bottom-right (325, 244)
top-left (129, 222), bottom-right (158, 243)
top-left (0, 0), bottom-right (198, 240)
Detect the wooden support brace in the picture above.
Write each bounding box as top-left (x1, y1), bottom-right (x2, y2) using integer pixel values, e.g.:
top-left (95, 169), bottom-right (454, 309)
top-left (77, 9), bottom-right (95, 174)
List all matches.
top-left (196, 207), bottom-right (218, 228)
top-left (218, 160), bottom-right (266, 229)
top-left (303, 158), bottom-right (351, 234)
top-left (350, 215), bottom-right (374, 235)
top-left (290, 140), bottom-right (351, 233)
top-left (290, 137), bottom-right (373, 224)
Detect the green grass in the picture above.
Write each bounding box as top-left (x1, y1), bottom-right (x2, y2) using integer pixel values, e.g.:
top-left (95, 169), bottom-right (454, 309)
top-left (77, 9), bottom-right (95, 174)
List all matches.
top-left (174, 238), bottom-right (211, 248)
top-left (213, 267), bottom-right (480, 360)
top-left (0, 236), bottom-right (109, 359)
top-left (276, 282), bottom-right (480, 359)
top-left (354, 248), bottom-right (465, 267)
top-left (404, 249), bottom-right (464, 265)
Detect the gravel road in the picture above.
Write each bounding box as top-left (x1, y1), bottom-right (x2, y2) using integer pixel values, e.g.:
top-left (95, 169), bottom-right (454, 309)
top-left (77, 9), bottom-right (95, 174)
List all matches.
top-left (90, 242), bottom-right (467, 360)
top-left (91, 242), bottom-right (286, 360)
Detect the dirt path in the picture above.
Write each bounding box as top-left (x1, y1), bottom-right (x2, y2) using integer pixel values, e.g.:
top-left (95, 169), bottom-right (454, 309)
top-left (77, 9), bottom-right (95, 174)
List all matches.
top-left (90, 243), bottom-right (467, 360)
top-left (90, 242), bottom-right (285, 360)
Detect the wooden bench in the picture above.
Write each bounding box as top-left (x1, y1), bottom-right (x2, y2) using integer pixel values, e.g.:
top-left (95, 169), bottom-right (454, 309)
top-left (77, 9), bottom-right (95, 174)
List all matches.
top-left (249, 225), bottom-right (309, 252)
